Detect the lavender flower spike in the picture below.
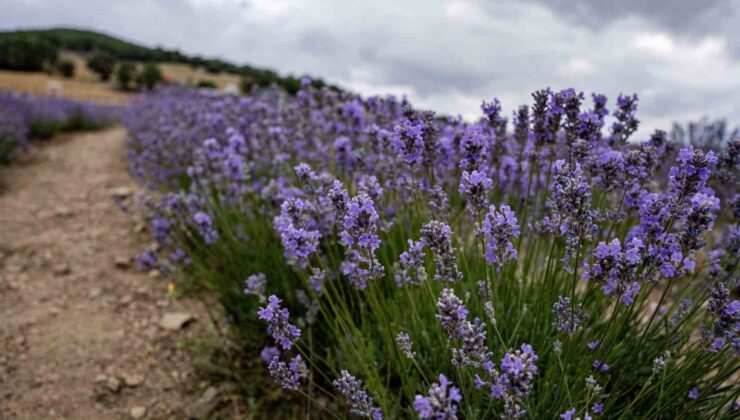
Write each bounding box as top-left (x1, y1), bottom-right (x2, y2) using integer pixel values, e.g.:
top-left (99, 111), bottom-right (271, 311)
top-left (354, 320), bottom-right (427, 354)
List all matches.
top-left (258, 295), bottom-right (301, 350)
top-left (333, 370), bottom-right (383, 419)
top-left (413, 373), bottom-right (462, 420)
top-left (480, 204), bottom-right (520, 270)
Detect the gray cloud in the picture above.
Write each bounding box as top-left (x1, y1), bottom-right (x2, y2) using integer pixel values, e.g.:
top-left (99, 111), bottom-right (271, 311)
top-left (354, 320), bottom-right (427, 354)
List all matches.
top-left (1, 0), bottom-right (738, 137)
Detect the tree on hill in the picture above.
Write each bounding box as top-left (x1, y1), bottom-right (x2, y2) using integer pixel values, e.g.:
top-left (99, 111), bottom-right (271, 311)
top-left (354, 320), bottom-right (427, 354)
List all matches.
top-left (56, 59), bottom-right (75, 78)
top-left (137, 63), bottom-right (163, 90)
top-left (0, 34), bottom-right (57, 71)
top-left (87, 51), bottom-right (116, 81)
top-left (116, 62), bottom-right (137, 90)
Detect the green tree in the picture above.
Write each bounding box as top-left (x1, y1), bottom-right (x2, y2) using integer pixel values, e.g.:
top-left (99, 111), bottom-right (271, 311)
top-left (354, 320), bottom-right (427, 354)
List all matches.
top-left (56, 59), bottom-right (75, 78)
top-left (137, 63), bottom-right (163, 90)
top-left (0, 35), bottom-right (57, 71)
top-left (87, 51), bottom-right (115, 81)
top-left (116, 62), bottom-right (137, 90)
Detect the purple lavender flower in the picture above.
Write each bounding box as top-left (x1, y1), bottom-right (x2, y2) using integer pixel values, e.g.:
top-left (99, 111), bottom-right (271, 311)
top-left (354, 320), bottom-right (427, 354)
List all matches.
top-left (459, 170), bottom-right (493, 213)
top-left (436, 288), bottom-right (469, 338)
top-left (583, 238), bottom-right (643, 305)
top-left (258, 295), bottom-right (301, 350)
top-left (274, 199), bottom-right (321, 268)
top-left (244, 273), bottom-right (266, 300)
top-left (460, 124), bottom-right (488, 171)
top-left (391, 116), bottom-right (425, 167)
top-left (193, 211), bottom-right (219, 244)
top-left (499, 344), bottom-right (539, 397)
top-left (610, 93), bottom-right (639, 144)
top-left (480, 204), bottom-right (520, 270)
top-left (136, 249), bottom-right (158, 270)
top-left (421, 221), bottom-right (462, 283)
top-left (394, 239), bottom-right (427, 287)
top-left (268, 354), bottom-right (308, 391)
top-left (546, 160), bottom-right (596, 265)
top-left (702, 283), bottom-right (739, 353)
top-left (260, 346), bottom-right (280, 364)
top-left (592, 403), bottom-right (603, 414)
top-left (552, 296), bottom-right (589, 336)
top-left (340, 193), bottom-right (385, 289)
top-left (396, 332), bottom-right (416, 359)
top-left (333, 370), bottom-right (383, 419)
top-left (561, 408), bottom-right (577, 420)
top-left (413, 374), bottom-right (462, 420)
top-left (688, 387), bottom-right (699, 400)
top-left (668, 146), bottom-right (718, 201)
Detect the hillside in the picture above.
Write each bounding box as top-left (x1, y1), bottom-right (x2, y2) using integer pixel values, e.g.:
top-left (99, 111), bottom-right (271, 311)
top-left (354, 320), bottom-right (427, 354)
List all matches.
top-left (0, 28), bottom-right (333, 94)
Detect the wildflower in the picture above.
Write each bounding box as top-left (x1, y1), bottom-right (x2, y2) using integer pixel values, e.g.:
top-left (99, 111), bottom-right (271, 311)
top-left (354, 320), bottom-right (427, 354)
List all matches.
top-left (546, 160), bottom-right (597, 265)
top-left (460, 124), bottom-right (488, 171)
top-left (274, 199), bottom-right (321, 268)
top-left (484, 301), bottom-right (497, 326)
top-left (436, 288), bottom-right (469, 338)
top-left (552, 296), bottom-right (589, 336)
top-left (499, 344), bottom-right (539, 397)
top-left (609, 93), bottom-right (639, 144)
top-left (307, 267), bottom-right (327, 294)
top-left (340, 193), bottom-right (385, 289)
top-left (391, 115), bottom-right (425, 167)
top-left (333, 371), bottom-right (383, 419)
top-left (268, 354), bottom-right (308, 391)
top-left (258, 295), bottom-right (301, 350)
top-left (480, 204), bottom-right (520, 271)
top-left (136, 249), bottom-right (158, 270)
top-left (688, 388), bottom-right (699, 400)
top-left (592, 403), bottom-right (604, 415)
top-left (561, 408), bottom-right (576, 420)
top-left (193, 211), bottom-right (218, 244)
top-left (244, 273), bottom-right (266, 300)
top-left (585, 375), bottom-right (602, 394)
top-left (668, 146), bottom-right (718, 203)
top-left (459, 170), bottom-right (493, 213)
top-left (421, 221), bottom-right (462, 283)
top-left (413, 374), bottom-right (462, 420)
top-left (395, 239), bottom-right (427, 287)
top-left (583, 238), bottom-right (643, 305)
top-left (260, 346), bottom-right (280, 364)
top-left (587, 341), bottom-right (600, 351)
top-left (396, 332), bottom-right (416, 359)
top-left (702, 283), bottom-right (739, 353)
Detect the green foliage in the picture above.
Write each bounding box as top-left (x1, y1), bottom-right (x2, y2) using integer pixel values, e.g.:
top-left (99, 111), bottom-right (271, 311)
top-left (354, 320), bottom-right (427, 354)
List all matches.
top-left (137, 63), bottom-right (163, 90)
top-left (86, 51), bottom-right (116, 81)
top-left (0, 33), bottom-right (57, 71)
top-left (0, 135), bottom-right (19, 164)
top-left (196, 79), bottom-right (218, 89)
top-left (116, 62), bottom-right (138, 90)
top-left (56, 59), bottom-right (75, 78)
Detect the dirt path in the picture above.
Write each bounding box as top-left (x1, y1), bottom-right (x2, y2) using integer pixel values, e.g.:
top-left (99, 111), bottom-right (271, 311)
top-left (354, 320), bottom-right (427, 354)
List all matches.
top-left (0, 128), bottom-right (207, 419)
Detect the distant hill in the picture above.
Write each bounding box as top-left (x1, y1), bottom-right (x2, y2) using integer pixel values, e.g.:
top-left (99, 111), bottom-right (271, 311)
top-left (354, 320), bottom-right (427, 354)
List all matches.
top-left (0, 28), bottom-right (333, 94)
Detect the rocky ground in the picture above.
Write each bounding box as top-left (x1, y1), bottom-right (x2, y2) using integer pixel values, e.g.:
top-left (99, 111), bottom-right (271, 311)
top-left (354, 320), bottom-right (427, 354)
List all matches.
top-left (0, 128), bottom-right (220, 419)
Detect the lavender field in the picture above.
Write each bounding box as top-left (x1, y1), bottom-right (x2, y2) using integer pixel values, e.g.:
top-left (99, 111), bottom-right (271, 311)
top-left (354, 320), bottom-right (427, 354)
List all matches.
top-left (119, 82), bottom-right (739, 419)
top-left (2, 2), bottom-right (740, 419)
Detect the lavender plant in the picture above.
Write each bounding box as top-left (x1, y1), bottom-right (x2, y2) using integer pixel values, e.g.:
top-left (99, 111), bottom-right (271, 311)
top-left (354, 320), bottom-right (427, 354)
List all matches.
top-left (125, 83), bottom-right (739, 418)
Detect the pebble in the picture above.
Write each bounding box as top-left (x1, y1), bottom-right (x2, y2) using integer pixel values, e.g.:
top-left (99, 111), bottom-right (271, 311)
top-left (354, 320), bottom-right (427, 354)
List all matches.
top-left (159, 312), bottom-right (194, 330)
top-left (130, 406), bottom-right (147, 419)
top-left (110, 187), bottom-right (133, 199)
top-left (54, 207), bottom-right (74, 218)
top-left (52, 264), bottom-right (71, 276)
top-left (107, 376), bottom-right (122, 393)
top-left (114, 256), bottom-right (132, 269)
top-left (124, 373), bottom-right (145, 387)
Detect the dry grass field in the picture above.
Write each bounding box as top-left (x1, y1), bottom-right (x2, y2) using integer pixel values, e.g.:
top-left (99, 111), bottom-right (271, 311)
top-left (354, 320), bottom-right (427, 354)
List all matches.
top-left (0, 51), bottom-right (241, 104)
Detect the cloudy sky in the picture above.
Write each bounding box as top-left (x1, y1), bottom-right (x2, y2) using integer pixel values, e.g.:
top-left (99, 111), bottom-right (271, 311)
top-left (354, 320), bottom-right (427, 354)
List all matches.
top-left (2, 0), bottom-right (739, 137)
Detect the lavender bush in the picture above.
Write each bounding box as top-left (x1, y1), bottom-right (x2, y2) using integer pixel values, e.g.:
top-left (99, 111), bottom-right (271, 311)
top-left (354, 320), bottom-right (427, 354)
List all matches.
top-left (126, 82), bottom-right (738, 418)
top-left (0, 91), bottom-right (119, 163)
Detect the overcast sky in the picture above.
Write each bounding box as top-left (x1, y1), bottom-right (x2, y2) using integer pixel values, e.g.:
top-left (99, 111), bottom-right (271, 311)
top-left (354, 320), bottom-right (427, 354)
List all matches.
top-left (2, 0), bottom-right (739, 138)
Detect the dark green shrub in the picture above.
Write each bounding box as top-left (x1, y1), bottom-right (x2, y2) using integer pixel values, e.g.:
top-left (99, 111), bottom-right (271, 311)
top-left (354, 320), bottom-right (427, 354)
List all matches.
top-left (56, 59), bottom-right (75, 78)
top-left (116, 62), bottom-right (138, 90)
top-left (0, 34), bottom-right (57, 71)
top-left (87, 51), bottom-right (116, 81)
top-left (196, 79), bottom-right (217, 89)
top-left (137, 63), bottom-right (164, 90)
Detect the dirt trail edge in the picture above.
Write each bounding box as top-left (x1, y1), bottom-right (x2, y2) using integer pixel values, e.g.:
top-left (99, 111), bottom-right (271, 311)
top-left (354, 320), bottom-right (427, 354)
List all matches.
top-left (1, 127), bottom-right (208, 419)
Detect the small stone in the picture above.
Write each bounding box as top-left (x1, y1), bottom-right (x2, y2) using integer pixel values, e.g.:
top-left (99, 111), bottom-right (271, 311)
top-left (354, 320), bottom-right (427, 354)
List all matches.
top-left (120, 295), bottom-right (133, 306)
top-left (147, 269), bottom-right (160, 278)
top-left (89, 287), bottom-right (102, 299)
top-left (134, 222), bottom-right (147, 233)
top-left (199, 386), bottom-right (218, 405)
top-left (107, 376), bottom-right (122, 393)
top-left (159, 312), bottom-right (194, 330)
top-left (54, 207), bottom-right (74, 218)
top-left (95, 374), bottom-right (108, 383)
top-left (124, 373), bottom-right (145, 387)
top-left (130, 406), bottom-right (147, 419)
top-left (52, 264), bottom-right (71, 276)
top-left (114, 256), bottom-right (132, 269)
top-left (110, 187), bottom-right (133, 199)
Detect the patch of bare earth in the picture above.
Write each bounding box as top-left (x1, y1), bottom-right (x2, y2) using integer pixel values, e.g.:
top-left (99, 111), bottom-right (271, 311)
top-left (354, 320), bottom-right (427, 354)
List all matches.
top-left (0, 128), bottom-right (213, 419)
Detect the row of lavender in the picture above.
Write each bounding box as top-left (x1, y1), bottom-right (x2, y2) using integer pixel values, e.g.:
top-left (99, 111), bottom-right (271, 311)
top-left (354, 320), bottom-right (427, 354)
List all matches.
top-left (0, 91), bottom-right (119, 163)
top-left (125, 83), bottom-right (738, 419)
